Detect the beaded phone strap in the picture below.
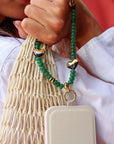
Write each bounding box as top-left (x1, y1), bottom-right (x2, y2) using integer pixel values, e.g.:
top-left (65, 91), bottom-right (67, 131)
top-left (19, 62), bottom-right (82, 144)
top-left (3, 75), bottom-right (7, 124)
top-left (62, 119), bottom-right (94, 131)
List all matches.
top-left (33, 0), bottom-right (78, 104)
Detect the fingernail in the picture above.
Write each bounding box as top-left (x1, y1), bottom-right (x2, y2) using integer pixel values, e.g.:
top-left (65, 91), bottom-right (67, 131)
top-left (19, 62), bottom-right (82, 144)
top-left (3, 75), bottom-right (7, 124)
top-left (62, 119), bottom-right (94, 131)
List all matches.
top-left (13, 21), bottom-right (20, 29)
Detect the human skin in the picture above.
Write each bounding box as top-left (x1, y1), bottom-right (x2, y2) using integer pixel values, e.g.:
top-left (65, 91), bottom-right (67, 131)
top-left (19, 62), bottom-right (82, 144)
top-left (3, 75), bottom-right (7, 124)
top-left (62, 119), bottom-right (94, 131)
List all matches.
top-left (0, 0), bottom-right (29, 19)
top-left (0, 0), bottom-right (103, 48)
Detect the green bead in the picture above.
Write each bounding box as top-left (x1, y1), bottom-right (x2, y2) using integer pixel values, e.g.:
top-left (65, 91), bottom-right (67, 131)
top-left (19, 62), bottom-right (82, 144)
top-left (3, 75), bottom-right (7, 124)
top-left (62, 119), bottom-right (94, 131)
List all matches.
top-left (68, 80), bottom-right (73, 84)
top-left (53, 80), bottom-right (57, 84)
top-left (71, 46), bottom-right (76, 50)
top-left (53, 80), bottom-right (59, 87)
top-left (71, 45), bottom-right (75, 49)
top-left (72, 15), bottom-right (76, 19)
top-left (71, 26), bottom-right (76, 30)
top-left (72, 16), bottom-right (76, 23)
top-left (44, 71), bottom-right (50, 76)
top-left (71, 53), bottom-right (76, 56)
top-left (69, 76), bottom-right (74, 81)
top-left (72, 9), bottom-right (75, 12)
top-left (72, 16), bottom-right (76, 19)
top-left (70, 74), bottom-right (75, 79)
top-left (72, 16), bottom-right (76, 21)
top-left (56, 82), bottom-right (60, 87)
top-left (70, 74), bottom-right (75, 78)
top-left (71, 47), bottom-right (76, 50)
top-left (71, 31), bottom-right (76, 35)
top-left (71, 28), bottom-right (76, 31)
top-left (38, 63), bottom-right (43, 67)
top-left (71, 34), bottom-right (76, 38)
top-left (71, 55), bottom-right (76, 58)
top-left (71, 42), bottom-right (76, 45)
top-left (71, 38), bottom-right (76, 43)
top-left (70, 72), bottom-right (75, 78)
top-left (40, 66), bottom-right (46, 71)
top-left (71, 48), bottom-right (75, 51)
top-left (35, 44), bottom-right (40, 49)
top-left (59, 84), bottom-right (64, 89)
top-left (71, 49), bottom-right (75, 53)
top-left (71, 56), bottom-right (76, 59)
top-left (55, 80), bottom-right (58, 84)
top-left (71, 51), bottom-right (76, 55)
top-left (71, 50), bottom-right (76, 54)
top-left (38, 60), bottom-right (43, 64)
top-left (35, 41), bottom-right (41, 45)
top-left (71, 53), bottom-right (76, 57)
top-left (72, 13), bottom-right (76, 17)
top-left (72, 11), bottom-right (76, 15)
top-left (71, 37), bottom-right (75, 41)
top-left (37, 61), bottom-right (43, 65)
top-left (72, 22), bottom-right (76, 26)
top-left (47, 74), bottom-right (52, 79)
top-left (71, 69), bottom-right (76, 74)
top-left (36, 57), bottom-right (41, 61)
top-left (42, 68), bottom-right (48, 74)
top-left (71, 44), bottom-right (75, 46)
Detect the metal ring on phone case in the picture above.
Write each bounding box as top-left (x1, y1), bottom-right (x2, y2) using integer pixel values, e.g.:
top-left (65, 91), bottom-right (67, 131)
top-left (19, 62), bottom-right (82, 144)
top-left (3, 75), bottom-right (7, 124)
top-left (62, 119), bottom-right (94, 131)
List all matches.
top-left (63, 90), bottom-right (76, 104)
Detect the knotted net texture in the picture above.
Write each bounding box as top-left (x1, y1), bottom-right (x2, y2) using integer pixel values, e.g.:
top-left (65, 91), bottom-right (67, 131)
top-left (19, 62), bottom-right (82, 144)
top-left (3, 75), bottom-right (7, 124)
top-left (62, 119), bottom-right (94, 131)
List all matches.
top-left (0, 35), bottom-right (63, 144)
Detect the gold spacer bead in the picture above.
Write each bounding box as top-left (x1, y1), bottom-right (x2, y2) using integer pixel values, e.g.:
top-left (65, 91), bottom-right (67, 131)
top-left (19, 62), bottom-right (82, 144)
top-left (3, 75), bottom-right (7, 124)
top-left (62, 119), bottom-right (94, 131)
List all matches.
top-left (64, 82), bottom-right (70, 91)
top-left (69, 0), bottom-right (77, 7)
top-left (49, 77), bottom-right (55, 83)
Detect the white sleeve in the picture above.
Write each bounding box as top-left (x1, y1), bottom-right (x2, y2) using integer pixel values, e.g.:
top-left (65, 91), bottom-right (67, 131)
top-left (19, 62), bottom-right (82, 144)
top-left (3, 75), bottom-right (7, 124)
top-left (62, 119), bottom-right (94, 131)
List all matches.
top-left (77, 27), bottom-right (114, 83)
top-left (54, 27), bottom-right (114, 144)
top-left (76, 27), bottom-right (114, 144)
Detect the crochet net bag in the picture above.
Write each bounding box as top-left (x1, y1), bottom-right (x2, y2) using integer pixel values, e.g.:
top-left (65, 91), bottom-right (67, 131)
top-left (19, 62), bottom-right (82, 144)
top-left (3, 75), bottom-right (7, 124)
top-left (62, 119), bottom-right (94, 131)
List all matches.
top-left (0, 35), bottom-right (63, 144)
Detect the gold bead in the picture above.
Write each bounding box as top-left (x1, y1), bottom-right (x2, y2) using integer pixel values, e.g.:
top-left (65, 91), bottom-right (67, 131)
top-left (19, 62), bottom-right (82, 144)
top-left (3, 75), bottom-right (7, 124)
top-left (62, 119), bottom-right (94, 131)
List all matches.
top-left (33, 49), bottom-right (45, 57)
top-left (64, 82), bottom-right (70, 91)
top-left (69, 0), bottom-right (77, 7)
top-left (67, 59), bottom-right (78, 69)
top-left (49, 77), bottom-right (55, 83)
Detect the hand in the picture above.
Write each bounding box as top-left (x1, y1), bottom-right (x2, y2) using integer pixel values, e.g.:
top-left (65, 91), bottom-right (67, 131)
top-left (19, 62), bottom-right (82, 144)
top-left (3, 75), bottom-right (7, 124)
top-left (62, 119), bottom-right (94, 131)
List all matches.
top-left (16, 0), bottom-right (71, 46)
top-left (14, 0), bottom-right (103, 48)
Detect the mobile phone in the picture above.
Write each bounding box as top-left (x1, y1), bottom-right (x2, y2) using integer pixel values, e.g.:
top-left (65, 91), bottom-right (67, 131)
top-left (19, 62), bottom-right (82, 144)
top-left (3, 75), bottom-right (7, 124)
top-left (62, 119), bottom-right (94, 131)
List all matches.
top-left (45, 106), bottom-right (96, 144)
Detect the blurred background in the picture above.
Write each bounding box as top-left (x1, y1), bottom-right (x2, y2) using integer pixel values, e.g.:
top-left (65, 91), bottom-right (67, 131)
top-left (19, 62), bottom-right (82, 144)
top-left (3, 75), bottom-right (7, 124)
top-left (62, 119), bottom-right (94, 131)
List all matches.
top-left (83, 0), bottom-right (114, 30)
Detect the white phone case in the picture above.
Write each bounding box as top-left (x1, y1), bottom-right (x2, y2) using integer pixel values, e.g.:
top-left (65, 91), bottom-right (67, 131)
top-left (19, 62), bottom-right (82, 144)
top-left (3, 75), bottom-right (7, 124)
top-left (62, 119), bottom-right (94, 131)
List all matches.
top-left (45, 106), bottom-right (96, 144)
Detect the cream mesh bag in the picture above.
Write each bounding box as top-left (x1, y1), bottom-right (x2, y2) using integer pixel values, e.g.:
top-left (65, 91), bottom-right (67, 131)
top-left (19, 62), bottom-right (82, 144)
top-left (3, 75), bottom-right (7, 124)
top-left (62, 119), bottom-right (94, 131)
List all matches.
top-left (0, 35), bottom-right (63, 144)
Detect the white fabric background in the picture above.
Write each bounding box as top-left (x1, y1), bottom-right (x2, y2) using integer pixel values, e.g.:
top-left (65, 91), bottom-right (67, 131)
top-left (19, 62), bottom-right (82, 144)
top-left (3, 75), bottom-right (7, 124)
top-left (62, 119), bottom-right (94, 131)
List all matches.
top-left (0, 27), bottom-right (114, 144)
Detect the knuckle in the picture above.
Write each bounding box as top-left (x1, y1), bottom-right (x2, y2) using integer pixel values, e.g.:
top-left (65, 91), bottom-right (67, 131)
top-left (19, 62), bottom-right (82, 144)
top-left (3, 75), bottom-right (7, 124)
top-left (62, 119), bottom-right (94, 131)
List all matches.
top-left (54, 6), bottom-right (63, 17)
top-left (47, 33), bottom-right (58, 44)
top-left (24, 5), bottom-right (31, 16)
top-left (21, 18), bottom-right (29, 30)
top-left (52, 19), bottom-right (64, 31)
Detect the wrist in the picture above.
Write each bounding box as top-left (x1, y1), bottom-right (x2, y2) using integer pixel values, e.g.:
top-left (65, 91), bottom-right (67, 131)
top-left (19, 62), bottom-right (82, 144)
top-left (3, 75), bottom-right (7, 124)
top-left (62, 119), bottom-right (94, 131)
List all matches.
top-left (77, 19), bottom-right (103, 48)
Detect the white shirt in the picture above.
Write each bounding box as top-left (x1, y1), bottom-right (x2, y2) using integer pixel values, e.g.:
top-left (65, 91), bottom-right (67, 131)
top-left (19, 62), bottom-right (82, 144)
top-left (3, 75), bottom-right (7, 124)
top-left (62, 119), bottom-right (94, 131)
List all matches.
top-left (0, 27), bottom-right (114, 144)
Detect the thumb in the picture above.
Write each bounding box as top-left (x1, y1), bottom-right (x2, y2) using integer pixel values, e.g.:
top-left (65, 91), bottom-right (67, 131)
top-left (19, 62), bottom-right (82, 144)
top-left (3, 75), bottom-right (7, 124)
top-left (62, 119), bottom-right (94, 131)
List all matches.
top-left (13, 20), bottom-right (28, 39)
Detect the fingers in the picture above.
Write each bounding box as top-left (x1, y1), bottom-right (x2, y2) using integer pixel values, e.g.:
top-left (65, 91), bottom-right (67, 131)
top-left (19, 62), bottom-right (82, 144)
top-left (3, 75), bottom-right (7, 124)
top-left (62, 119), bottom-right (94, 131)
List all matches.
top-left (21, 0), bottom-right (71, 45)
top-left (24, 4), bottom-right (64, 32)
top-left (30, 0), bottom-right (70, 17)
top-left (13, 21), bottom-right (28, 39)
top-left (31, 0), bottom-right (69, 8)
top-left (21, 18), bottom-right (58, 45)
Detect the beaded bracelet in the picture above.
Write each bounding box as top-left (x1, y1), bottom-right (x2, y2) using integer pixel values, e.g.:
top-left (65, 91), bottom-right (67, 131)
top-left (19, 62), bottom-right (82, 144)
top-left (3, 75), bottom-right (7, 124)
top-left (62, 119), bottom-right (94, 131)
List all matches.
top-left (33, 0), bottom-right (78, 104)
